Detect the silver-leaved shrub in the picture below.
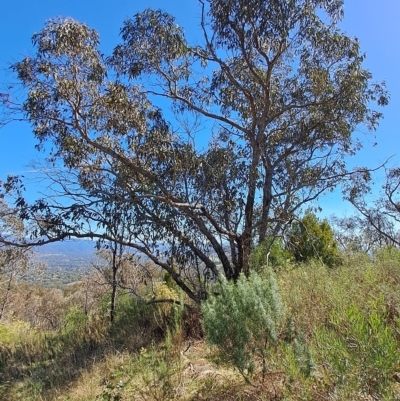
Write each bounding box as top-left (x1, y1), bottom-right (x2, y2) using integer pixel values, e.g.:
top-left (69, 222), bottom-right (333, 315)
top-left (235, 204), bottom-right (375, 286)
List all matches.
top-left (202, 270), bottom-right (284, 380)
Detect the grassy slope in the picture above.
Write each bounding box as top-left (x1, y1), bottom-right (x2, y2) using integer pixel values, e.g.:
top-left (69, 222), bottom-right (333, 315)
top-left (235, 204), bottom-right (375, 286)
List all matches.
top-left (1, 250), bottom-right (400, 400)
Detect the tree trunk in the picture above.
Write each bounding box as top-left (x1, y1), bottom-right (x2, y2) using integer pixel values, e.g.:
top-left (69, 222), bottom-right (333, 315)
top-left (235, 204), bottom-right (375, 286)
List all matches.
top-left (110, 248), bottom-right (117, 323)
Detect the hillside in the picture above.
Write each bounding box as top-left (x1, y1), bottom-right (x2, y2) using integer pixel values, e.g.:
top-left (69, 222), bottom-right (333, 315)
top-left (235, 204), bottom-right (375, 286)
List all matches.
top-left (1, 251), bottom-right (400, 400)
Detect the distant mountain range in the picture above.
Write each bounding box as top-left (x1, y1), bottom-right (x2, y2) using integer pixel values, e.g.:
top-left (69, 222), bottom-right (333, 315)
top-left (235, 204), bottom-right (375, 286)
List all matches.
top-left (28, 240), bottom-right (98, 287)
top-left (34, 240), bottom-right (97, 256)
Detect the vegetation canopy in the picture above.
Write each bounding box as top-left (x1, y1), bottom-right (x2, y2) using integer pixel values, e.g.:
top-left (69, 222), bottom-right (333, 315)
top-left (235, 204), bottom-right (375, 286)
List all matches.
top-left (1, 0), bottom-right (387, 301)
top-left (287, 211), bottom-right (342, 267)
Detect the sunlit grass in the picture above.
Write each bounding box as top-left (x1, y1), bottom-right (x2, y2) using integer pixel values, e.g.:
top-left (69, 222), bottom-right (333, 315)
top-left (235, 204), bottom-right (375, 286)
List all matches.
top-left (1, 251), bottom-right (400, 400)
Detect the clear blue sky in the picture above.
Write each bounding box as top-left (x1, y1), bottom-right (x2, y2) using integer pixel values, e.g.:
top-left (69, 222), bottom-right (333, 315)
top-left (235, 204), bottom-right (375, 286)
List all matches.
top-left (0, 0), bottom-right (399, 217)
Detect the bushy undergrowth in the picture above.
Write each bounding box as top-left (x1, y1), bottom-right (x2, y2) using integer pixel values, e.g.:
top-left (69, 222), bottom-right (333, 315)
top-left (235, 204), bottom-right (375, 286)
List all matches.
top-left (280, 254), bottom-right (400, 400)
top-left (315, 300), bottom-right (397, 398)
top-left (202, 270), bottom-right (285, 380)
top-left (0, 292), bottom-right (177, 400)
top-left (1, 251), bottom-right (400, 400)
top-left (202, 269), bottom-right (315, 386)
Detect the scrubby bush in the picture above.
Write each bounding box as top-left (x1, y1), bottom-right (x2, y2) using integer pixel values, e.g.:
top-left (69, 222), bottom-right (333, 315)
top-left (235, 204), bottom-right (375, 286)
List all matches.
top-left (104, 293), bottom-right (163, 350)
top-left (201, 270), bottom-right (284, 380)
top-left (287, 212), bottom-right (342, 268)
top-left (250, 237), bottom-right (292, 271)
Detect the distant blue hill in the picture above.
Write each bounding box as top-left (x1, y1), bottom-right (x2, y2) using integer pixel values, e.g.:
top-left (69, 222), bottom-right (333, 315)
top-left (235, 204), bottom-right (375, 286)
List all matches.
top-left (34, 240), bottom-right (97, 256)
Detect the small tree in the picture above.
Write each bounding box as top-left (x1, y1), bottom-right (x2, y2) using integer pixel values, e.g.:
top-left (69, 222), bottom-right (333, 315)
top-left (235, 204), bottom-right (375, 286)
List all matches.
top-left (93, 246), bottom-right (130, 323)
top-left (287, 212), bottom-right (342, 267)
top-left (0, 199), bottom-right (43, 320)
top-left (202, 270), bottom-right (284, 381)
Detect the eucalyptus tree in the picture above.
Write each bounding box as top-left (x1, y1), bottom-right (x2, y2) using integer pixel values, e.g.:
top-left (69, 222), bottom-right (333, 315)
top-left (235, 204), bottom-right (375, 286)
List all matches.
top-left (344, 167), bottom-right (400, 248)
top-left (2, 0), bottom-right (387, 302)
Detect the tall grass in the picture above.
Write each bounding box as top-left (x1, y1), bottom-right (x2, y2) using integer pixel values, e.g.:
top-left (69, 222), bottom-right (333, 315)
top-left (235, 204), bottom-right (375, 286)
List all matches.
top-left (279, 253), bottom-right (400, 400)
top-left (0, 293), bottom-right (172, 400)
top-left (1, 251), bottom-right (400, 400)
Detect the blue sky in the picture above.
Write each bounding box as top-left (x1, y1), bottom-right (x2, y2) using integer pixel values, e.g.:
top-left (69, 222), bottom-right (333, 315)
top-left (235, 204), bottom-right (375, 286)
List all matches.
top-left (0, 0), bottom-right (399, 218)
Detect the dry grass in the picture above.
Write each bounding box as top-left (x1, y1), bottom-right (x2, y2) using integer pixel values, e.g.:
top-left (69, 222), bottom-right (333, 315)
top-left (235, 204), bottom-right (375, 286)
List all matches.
top-left (1, 251), bottom-right (400, 400)
top-left (51, 340), bottom-right (287, 401)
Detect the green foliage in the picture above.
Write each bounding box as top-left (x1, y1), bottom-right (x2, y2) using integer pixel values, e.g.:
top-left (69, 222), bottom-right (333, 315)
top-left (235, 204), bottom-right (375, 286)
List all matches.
top-left (251, 237), bottom-right (292, 271)
top-left (279, 253), bottom-right (400, 400)
top-left (287, 212), bottom-right (342, 267)
top-left (135, 339), bottom-right (181, 401)
top-left (106, 293), bottom-right (164, 350)
top-left (315, 300), bottom-right (398, 398)
top-left (109, 293), bottom-right (151, 328)
top-left (283, 329), bottom-right (316, 379)
top-left (97, 381), bottom-right (123, 401)
top-left (61, 306), bottom-right (88, 338)
top-left (4, 0), bottom-right (388, 299)
top-left (0, 320), bottom-right (31, 344)
top-left (374, 245), bottom-right (400, 266)
top-left (202, 270), bottom-right (284, 380)
top-left (130, 303), bottom-right (185, 401)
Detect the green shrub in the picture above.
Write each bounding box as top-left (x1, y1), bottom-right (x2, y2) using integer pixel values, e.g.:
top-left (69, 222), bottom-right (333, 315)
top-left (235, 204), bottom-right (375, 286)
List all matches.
top-left (135, 336), bottom-right (182, 401)
top-left (201, 270), bottom-right (284, 380)
top-left (108, 293), bottom-right (162, 350)
top-left (61, 306), bottom-right (88, 339)
top-left (130, 304), bottom-right (185, 401)
top-left (251, 237), bottom-right (292, 271)
top-left (287, 212), bottom-right (342, 268)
